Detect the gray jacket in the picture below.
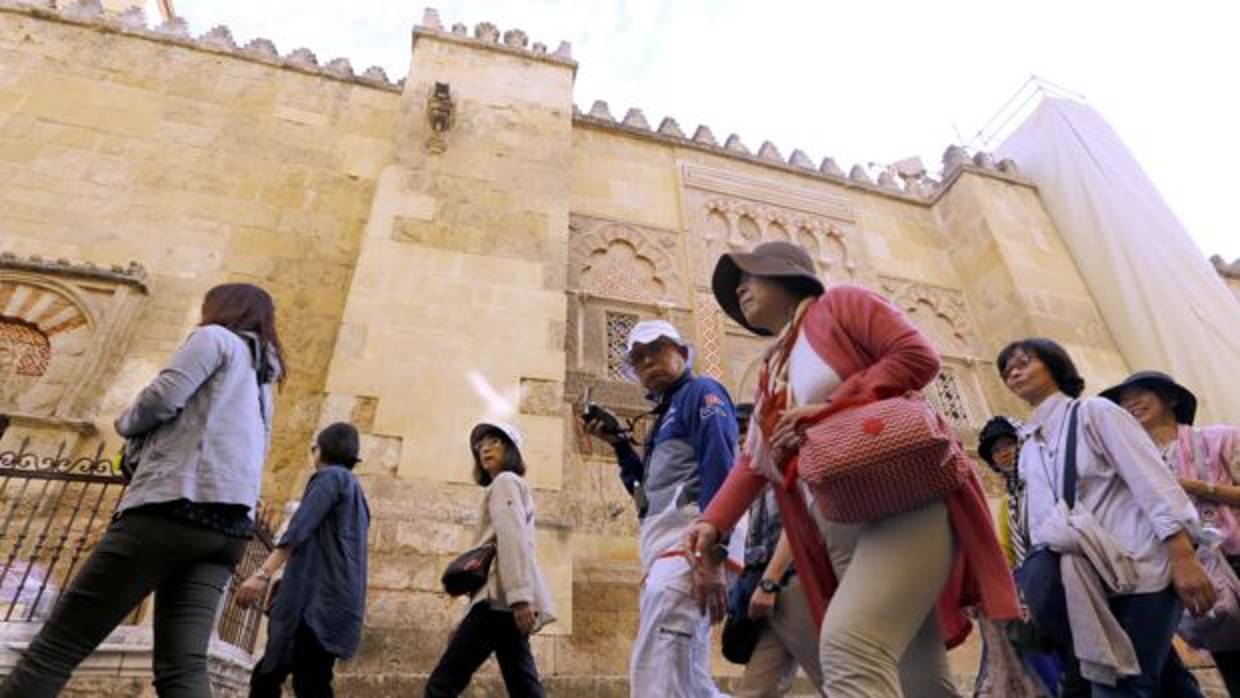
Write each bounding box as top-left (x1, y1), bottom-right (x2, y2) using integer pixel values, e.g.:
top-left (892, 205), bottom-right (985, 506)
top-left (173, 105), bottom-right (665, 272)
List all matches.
top-left (115, 324), bottom-right (277, 515)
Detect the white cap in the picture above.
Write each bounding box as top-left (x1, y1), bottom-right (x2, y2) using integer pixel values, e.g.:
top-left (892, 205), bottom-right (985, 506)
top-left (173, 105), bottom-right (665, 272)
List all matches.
top-left (620, 319), bottom-right (695, 383)
top-left (470, 421), bottom-right (524, 452)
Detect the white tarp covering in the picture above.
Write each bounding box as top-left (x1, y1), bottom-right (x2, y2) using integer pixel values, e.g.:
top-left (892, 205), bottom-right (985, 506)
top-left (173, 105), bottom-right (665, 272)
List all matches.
top-left (998, 97), bottom-right (1240, 425)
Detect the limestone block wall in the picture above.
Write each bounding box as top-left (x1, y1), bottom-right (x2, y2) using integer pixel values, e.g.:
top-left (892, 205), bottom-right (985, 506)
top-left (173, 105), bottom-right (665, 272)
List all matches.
top-left (0, 4), bottom-right (399, 497)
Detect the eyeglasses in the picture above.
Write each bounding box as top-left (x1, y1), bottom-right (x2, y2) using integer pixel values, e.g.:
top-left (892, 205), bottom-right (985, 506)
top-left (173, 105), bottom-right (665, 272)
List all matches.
top-left (1001, 353), bottom-right (1036, 381)
top-left (627, 339), bottom-right (676, 368)
top-left (473, 435), bottom-right (504, 452)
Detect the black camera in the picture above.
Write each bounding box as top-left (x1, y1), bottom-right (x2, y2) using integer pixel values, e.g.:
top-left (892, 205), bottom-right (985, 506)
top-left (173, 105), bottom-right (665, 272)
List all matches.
top-left (581, 387), bottom-right (627, 439)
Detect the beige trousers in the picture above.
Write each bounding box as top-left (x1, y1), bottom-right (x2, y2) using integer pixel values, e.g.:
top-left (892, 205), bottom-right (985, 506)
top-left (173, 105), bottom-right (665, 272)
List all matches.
top-left (818, 500), bottom-right (960, 698)
top-left (736, 577), bottom-right (825, 697)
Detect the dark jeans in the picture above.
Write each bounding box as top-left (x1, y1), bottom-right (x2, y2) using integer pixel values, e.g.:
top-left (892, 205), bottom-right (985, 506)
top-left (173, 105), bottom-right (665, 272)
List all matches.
top-left (249, 622), bottom-right (337, 698)
top-left (1090, 587), bottom-right (1187, 698)
top-left (0, 511), bottom-right (247, 698)
top-left (425, 603), bottom-right (543, 698)
top-left (1212, 649), bottom-right (1240, 697)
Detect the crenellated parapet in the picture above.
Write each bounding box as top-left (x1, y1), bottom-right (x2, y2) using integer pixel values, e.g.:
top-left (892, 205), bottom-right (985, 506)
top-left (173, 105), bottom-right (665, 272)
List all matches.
top-left (0, 0), bottom-right (404, 90)
top-left (574, 99), bottom-right (1031, 204)
top-left (579, 104), bottom-right (1027, 204)
top-left (413, 7), bottom-right (575, 70)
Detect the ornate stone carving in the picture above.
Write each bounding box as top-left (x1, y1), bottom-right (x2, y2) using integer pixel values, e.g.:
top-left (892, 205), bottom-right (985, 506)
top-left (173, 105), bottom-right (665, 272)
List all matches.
top-left (701, 197), bottom-right (858, 281)
top-left (0, 255), bottom-right (147, 421)
top-left (694, 292), bottom-right (726, 381)
top-left (324, 57), bottom-right (354, 78)
top-left (568, 217), bottom-right (686, 306)
top-left (553, 41), bottom-right (572, 58)
top-left (420, 8), bottom-right (443, 31)
top-left (879, 276), bottom-right (980, 357)
top-left (242, 38), bottom-right (278, 58)
top-left (848, 164), bottom-right (873, 184)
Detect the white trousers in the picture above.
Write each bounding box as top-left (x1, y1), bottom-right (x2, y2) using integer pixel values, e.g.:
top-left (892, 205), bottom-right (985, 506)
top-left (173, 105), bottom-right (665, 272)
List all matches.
top-left (630, 556), bottom-right (729, 698)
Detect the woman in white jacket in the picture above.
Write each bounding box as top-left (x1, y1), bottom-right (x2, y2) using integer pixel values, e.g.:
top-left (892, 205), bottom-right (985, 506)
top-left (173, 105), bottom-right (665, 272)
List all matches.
top-left (425, 422), bottom-right (556, 698)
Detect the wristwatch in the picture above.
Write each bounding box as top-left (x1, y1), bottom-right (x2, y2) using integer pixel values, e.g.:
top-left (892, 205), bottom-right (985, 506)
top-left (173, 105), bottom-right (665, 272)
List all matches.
top-left (759, 578), bottom-right (782, 594)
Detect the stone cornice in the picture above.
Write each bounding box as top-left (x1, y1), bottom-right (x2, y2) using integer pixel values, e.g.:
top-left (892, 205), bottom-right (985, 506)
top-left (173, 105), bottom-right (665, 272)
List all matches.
top-left (573, 109), bottom-right (1036, 207)
top-left (0, 0), bottom-right (402, 92)
top-left (0, 251), bottom-right (149, 291)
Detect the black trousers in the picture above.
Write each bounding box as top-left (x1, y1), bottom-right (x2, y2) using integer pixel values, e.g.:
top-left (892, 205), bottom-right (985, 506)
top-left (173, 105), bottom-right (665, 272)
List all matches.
top-left (249, 622), bottom-right (338, 698)
top-left (0, 511), bottom-right (246, 698)
top-left (425, 603), bottom-right (544, 698)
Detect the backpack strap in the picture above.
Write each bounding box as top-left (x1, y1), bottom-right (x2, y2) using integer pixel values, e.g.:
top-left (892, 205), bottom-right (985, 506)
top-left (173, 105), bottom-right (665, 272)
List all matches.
top-left (1063, 402), bottom-right (1082, 508)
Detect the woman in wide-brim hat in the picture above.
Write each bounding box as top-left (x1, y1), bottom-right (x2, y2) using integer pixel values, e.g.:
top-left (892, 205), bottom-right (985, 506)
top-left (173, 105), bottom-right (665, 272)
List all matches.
top-left (685, 240), bottom-right (1019, 698)
top-left (1103, 370), bottom-right (1240, 695)
top-left (425, 421), bottom-right (556, 698)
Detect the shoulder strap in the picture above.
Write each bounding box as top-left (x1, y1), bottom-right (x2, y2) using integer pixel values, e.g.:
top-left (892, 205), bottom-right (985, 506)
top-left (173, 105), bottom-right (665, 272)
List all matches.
top-left (1063, 401), bottom-right (1082, 508)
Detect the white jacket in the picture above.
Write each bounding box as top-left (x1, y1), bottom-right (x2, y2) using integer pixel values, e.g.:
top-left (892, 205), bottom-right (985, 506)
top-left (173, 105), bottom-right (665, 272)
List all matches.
top-left (471, 471), bottom-right (556, 633)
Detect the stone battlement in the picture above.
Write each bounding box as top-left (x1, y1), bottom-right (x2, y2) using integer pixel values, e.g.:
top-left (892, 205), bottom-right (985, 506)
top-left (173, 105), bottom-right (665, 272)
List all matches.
top-left (0, 0), bottom-right (403, 90)
top-left (413, 7), bottom-right (575, 69)
top-left (575, 101), bottom-right (1028, 204)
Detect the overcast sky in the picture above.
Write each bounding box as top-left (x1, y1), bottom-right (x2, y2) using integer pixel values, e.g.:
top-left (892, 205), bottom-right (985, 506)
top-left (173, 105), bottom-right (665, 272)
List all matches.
top-left (169, 1), bottom-right (1239, 261)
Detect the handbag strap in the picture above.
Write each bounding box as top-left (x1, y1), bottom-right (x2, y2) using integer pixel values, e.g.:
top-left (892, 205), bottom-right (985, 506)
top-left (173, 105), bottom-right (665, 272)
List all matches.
top-left (1062, 402), bottom-right (1082, 508)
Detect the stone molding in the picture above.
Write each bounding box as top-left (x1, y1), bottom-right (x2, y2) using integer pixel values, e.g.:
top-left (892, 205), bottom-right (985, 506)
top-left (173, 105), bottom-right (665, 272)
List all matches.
top-left (0, 0), bottom-right (403, 91)
top-left (577, 106), bottom-right (1035, 205)
top-left (879, 275), bottom-right (983, 360)
top-left (0, 252), bottom-right (147, 291)
top-left (412, 8), bottom-right (576, 72)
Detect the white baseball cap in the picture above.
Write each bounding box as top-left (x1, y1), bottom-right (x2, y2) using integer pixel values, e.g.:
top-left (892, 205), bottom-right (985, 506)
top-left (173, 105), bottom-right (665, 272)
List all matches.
top-left (470, 421), bottom-right (524, 452)
top-left (620, 320), bottom-right (695, 383)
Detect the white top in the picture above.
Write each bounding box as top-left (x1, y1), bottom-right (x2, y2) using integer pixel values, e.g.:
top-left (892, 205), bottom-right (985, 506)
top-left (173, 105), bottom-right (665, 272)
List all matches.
top-left (788, 331), bottom-right (841, 407)
top-left (1018, 393), bottom-right (1200, 592)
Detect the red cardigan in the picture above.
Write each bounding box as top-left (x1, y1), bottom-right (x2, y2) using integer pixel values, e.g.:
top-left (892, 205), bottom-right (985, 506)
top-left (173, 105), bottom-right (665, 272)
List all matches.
top-left (702, 284), bottom-right (1020, 646)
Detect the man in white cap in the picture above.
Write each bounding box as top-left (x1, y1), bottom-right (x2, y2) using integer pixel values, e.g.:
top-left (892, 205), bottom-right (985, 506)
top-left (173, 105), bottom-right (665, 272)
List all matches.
top-left (584, 319), bottom-right (738, 697)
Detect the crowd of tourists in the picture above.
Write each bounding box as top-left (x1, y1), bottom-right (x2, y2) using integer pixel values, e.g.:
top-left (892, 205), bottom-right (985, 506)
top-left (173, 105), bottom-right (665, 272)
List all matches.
top-left (0, 238), bottom-right (1237, 698)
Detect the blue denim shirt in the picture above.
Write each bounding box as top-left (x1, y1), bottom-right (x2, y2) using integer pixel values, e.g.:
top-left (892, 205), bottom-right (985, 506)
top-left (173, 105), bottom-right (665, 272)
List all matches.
top-left (270, 465), bottom-right (370, 659)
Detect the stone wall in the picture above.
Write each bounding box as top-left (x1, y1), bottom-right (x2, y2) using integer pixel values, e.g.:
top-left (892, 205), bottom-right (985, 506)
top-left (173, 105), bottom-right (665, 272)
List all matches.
top-left (3, 2), bottom-right (1227, 694)
top-left (0, 2), bottom-right (399, 499)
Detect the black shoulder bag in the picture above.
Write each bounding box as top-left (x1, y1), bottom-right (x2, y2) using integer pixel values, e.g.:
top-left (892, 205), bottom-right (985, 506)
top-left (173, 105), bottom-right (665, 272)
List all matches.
top-left (1010, 401), bottom-right (1081, 649)
top-left (441, 541), bottom-right (498, 597)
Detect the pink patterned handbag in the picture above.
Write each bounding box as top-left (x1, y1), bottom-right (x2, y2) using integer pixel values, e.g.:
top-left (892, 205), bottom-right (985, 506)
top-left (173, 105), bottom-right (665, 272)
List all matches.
top-left (799, 392), bottom-right (965, 523)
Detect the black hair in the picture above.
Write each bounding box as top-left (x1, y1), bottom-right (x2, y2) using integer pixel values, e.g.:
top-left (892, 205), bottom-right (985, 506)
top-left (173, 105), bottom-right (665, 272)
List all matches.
top-left (472, 429), bottom-right (527, 486)
top-left (316, 422), bottom-right (361, 469)
top-left (996, 337), bottom-right (1086, 398)
top-left (770, 276), bottom-right (824, 301)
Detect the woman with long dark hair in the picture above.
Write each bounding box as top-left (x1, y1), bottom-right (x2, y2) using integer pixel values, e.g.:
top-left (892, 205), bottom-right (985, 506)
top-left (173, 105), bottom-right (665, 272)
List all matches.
top-left (685, 241), bottom-right (1018, 697)
top-left (0, 283), bottom-right (285, 698)
top-left (424, 422), bottom-right (555, 698)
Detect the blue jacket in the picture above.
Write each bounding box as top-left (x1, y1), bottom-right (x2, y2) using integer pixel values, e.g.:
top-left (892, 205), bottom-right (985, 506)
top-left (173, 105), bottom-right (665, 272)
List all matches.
top-left (614, 372), bottom-right (738, 520)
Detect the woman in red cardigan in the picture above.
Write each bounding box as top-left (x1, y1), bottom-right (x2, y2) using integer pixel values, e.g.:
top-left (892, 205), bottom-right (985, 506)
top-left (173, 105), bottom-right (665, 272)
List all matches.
top-left (685, 241), bottom-right (1018, 698)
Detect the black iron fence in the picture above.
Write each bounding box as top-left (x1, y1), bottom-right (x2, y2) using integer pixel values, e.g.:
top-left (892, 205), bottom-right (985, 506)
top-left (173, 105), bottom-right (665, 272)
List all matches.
top-left (0, 437), bottom-right (276, 652)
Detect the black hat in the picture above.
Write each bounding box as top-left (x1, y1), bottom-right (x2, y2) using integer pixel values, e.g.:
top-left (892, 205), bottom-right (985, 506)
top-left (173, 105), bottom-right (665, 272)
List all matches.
top-left (711, 241), bottom-right (825, 336)
top-left (978, 416), bottom-right (1020, 467)
top-left (1099, 370), bottom-right (1198, 425)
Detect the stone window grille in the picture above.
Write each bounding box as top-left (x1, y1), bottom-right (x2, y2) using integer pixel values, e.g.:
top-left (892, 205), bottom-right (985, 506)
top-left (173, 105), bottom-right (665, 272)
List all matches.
top-left (927, 367), bottom-right (971, 429)
top-left (605, 311), bottom-right (639, 380)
